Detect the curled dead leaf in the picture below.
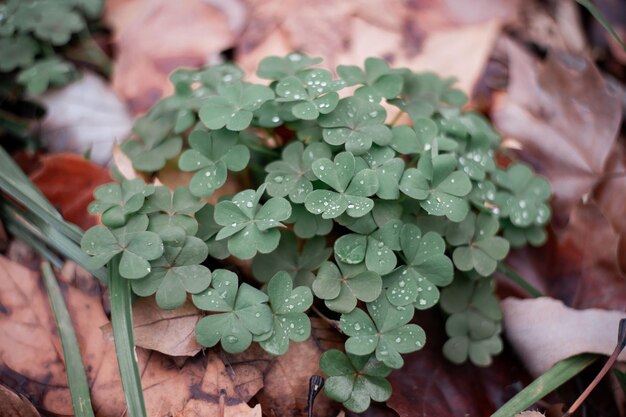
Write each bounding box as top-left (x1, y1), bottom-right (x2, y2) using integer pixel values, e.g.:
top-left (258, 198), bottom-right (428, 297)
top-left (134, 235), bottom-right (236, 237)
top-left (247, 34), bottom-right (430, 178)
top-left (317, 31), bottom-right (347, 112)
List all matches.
top-left (502, 297), bottom-right (626, 375)
top-left (0, 384), bottom-right (41, 417)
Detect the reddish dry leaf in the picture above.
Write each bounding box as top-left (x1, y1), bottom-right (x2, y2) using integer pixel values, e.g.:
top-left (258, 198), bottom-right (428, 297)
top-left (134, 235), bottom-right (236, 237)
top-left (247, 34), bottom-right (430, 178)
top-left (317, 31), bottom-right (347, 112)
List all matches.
top-left (491, 37), bottom-right (622, 225)
top-left (387, 309), bottom-right (531, 417)
top-left (505, 201), bottom-right (626, 311)
top-left (29, 154), bottom-right (112, 230)
top-left (106, 0), bottom-right (237, 114)
top-left (0, 384), bottom-right (41, 417)
top-left (0, 256), bottom-right (264, 416)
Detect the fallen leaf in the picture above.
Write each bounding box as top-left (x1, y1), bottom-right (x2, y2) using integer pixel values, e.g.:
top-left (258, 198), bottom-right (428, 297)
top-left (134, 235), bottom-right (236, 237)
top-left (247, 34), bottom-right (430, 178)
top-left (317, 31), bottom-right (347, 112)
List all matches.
top-left (387, 309), bottom-right (531, 417)
top-left (505, 202), bottom-right (626, 310)
top-left (29, 154), bottom-right (112, 230)
top-left (238, 0), bottom-right (510, 95)
top-left (106, 0), bottom-right (238, 113)
top-left (101, 297), bottom-right (203, 357)
top-left (255, 339), bottom-right (338, 417)
top-left (491, 37), bottom-right (622, 225)
top-left (37, 72), bottom-right (133, 165)
top-left (0, 256), bottom-right (264, 416)
top-left (0, 384), bottom-right (41, 417)
top-left (515, 412), bottom-right (545, 417)
top-left (502, 297), bottom-right (626, 375)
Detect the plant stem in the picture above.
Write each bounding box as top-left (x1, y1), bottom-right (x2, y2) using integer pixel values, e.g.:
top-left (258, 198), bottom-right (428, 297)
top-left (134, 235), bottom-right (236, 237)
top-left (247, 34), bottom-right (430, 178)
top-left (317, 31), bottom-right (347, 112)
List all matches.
top-left (311, 304), bottom-right (341, 332)
top-left (389, 110), bottom-right (405, 126)
top-left (496, 263), bottom-right (544, 298)
top-left (41, 262), bottom-right (95, 417)
top-left (562, 319), bottom-right (626, 416)
top-left (109, 256), bottom-right (147, 417)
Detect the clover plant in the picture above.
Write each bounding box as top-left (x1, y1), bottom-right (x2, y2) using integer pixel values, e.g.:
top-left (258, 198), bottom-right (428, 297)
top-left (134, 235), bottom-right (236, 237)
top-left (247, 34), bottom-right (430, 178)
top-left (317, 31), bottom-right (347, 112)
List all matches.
top-left (82, 53), bottom-right (552, 413)
top-left (0, 0), bottom-right (104, 95)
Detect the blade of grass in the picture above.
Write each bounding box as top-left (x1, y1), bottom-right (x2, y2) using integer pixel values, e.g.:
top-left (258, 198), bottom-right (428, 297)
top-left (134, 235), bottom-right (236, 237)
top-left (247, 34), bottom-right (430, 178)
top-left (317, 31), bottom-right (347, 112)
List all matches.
top-left (41, 262), bottom-right (95, 417)
top-left (4, 218), bottom-right (64, 268)
top-left (497, 263), bottom-right (544, 298)
top-left (577, 0), bottom-right (626, 51)
top-left (0, 146), bottom-right (83, 244)
top-left (109, 255), bottom-right (147, 417)
top-left (490, 354), bottom-right (597, 417)
top-left (0, 201), bottom-right (107, 282)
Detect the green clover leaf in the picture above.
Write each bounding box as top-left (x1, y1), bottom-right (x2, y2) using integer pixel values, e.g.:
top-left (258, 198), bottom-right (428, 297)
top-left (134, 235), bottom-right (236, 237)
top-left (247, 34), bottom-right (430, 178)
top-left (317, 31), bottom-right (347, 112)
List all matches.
top-left (178, 129), bottom-right (250, 198)
top-left (0, 36), bottom-right (37, 72)
top-left (359, 146), bottom-right (405, 200)
top-left (274, 69), bottom-right (345, 120)
top-left (390, 125), bottom-right (421, 155)
top-left (194, 204), bottom-right (230, 259)
top-left (340, 295), bottom-right (425, 368)
top-left (399, 153), bottom-right (472, 221)
top-left (81, 215), bottom-right (164, 279)
top-left (305, 152), bottom-right (379, 219)
top-left (312, 256), bottom-right (382, 313)
top-left (440, 274), bottom-right (503, 366)
top-left (318, 97), bottom-right (391, 154)
top-left (22, 2), bottom-right (85, 45)
top-left (286, 204), bottom-right (334, 239)
top-left (199, 82), bottom-right (274, 131)
top-left (131, 236), bottom-right (211, 310)
top-left (121, 116), bottom-right (182, 172)
top-left (193, 270), bottom-right (273, 353)
top-left (141, 186), bottom-right (205, 246)
top-left (16, 58), bottom-right (77, 95)
top-left (258, 271), bottom-right (313, 355)
top-left (88, 179), bottom-right (155, 228)
top-left (333, 219), bottom-right (402, 275)
top-left (390, 72), bottom-right (467, 121)
top-left (337, 57), bottom-right (403, 101)
top-left (214, 186), bottom-right (291, 259)
top-left (320, 350), bottom-right (392, 413)
top-left (502, 220), bottom-right (547, 248)
top-left (256, 52), bottom-right (323, 81)
top-left (265, 141), bottom-right (332, 203)
top-left (384, 223), bottom-right (453, 308)
top-left (492, 163), bottom-right (552, 227)
top-left (447, 212), bottom-right (510, 276)
top-left (443, 311), bottom-right (503, 367)
top-left (252, 231), bottom-right (331, 288)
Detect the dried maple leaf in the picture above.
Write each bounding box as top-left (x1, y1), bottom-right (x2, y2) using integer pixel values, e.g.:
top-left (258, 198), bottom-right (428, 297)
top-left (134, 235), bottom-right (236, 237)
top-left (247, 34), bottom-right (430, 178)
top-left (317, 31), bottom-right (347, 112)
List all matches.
top-left (106, 0), bottom-right (237, 114)
top-left (492, 37), bottom-right (622, 225)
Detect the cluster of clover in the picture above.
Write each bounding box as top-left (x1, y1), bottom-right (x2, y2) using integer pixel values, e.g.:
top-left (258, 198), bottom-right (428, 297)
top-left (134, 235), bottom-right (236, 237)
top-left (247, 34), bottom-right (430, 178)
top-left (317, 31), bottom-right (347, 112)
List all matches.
top-left (0, 0), bottom-right (103, 94)
top-left (81, 53), bottom-right (551, 413)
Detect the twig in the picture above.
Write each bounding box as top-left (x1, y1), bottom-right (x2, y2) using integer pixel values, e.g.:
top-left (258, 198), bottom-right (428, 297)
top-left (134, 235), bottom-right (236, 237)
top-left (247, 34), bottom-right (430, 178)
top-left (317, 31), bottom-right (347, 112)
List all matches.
top-left (563, 319), bottom-right (626, 416)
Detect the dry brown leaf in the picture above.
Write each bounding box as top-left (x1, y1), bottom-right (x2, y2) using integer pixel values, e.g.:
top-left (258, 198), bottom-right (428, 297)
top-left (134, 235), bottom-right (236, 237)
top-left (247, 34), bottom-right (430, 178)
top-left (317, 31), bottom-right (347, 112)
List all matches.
top-left (515, 412), bottom-right (545, 417)
top-left (101, 297), bottom-right (203, 357)
top-left (238, 0), bottom-right (513, 95)
top-left (106, 0), bottom-right (238, 114)
top-left (0, 256), bottom-right (263, 416)
top-left (29, 153), bottom-right (112, 230)
top-left (491, 37), bottom-right (622, 225)
top-left (255, 339), bottom-right (338, 417)
top-left (502, 297), bottom-right (626, 375)
top-left (0, 384), bottom-right (41, 417)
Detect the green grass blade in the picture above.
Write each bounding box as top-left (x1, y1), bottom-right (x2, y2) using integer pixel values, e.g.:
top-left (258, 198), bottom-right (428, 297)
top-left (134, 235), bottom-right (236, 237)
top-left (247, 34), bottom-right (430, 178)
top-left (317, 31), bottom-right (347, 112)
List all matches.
top-left (497, 263), bottom-right (544, 298)
top-left (41, 262), bottom-right (95, 417)
top-left (0, 146), bottom-right (83, 244)
top-left (577, 0), bottom-right (626, 51)
top-left (4, 218), bottom-right (64, 268)
top-left (109, 255), bottom-right (147, 417)
top-left (491, 354), bottom-right (597, 417)
top-left (0, 202), bottom-right (107, 282)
